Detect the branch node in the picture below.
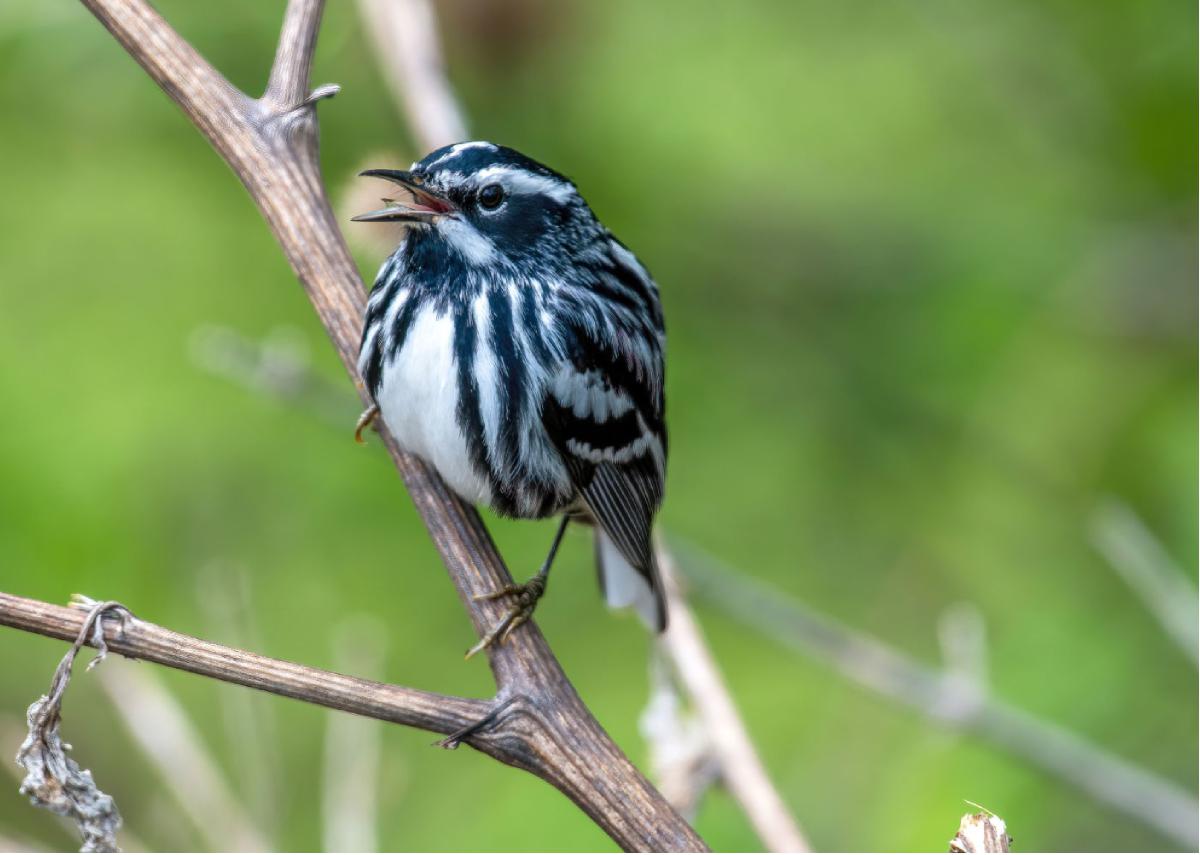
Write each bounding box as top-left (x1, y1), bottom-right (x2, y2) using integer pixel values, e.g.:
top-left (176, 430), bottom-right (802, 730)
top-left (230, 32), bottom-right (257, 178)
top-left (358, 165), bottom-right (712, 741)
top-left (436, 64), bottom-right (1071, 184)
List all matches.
top-left (435, 694), bottom-right (523, 750)
top-left (255, 84), bottom-right (338, 147)
top-left (68, 596), bottom-right (133, 669)
top-left (306, 83), bottom-right (341, 105)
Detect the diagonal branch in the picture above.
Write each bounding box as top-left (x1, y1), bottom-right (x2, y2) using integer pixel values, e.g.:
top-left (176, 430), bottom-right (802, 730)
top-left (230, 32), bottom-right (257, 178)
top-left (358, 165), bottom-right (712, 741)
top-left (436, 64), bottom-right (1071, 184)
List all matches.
top-left (1089, 497), bottom-right (1198, 665)
top-left (36, 0), bottom-right (709, 850)
top-left (356, 0), bottom-right (469, 150)
top-left (657, 550), bottom-right (810, 852)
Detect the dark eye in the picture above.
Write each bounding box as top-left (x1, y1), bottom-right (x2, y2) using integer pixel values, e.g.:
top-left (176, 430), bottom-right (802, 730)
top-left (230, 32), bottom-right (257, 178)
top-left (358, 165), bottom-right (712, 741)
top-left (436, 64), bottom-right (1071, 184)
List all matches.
top-left (478, 184), bottom-right (505, 210)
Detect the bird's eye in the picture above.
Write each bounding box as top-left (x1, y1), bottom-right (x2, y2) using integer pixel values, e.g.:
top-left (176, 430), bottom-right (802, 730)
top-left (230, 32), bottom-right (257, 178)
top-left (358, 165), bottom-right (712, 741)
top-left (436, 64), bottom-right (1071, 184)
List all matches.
top-left (478, 184), bottom-right (505, 210)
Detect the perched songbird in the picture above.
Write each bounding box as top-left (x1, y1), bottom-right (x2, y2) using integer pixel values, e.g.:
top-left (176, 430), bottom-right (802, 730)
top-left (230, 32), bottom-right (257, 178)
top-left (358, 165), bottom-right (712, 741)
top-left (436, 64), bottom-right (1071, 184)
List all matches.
top-left (353, 142), bottom-right (667, 654)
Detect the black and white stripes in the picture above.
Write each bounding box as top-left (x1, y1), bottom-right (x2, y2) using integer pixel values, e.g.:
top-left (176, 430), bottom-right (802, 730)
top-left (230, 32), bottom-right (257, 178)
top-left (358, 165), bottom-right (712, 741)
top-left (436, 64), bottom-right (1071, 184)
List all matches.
top-left (357, 142), bottom-right (668, 629)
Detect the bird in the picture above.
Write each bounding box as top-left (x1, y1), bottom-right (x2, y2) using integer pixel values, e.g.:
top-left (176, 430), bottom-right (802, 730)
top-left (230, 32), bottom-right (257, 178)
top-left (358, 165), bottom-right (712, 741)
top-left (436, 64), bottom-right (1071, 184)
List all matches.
top-left (352, 141), bottom-right (668, 656)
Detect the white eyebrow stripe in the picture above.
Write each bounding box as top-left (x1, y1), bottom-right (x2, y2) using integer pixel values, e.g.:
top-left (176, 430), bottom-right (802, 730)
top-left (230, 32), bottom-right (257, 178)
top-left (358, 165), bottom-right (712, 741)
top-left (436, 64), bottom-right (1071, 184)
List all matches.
top-left (472, 166), bottom-right (575, 205)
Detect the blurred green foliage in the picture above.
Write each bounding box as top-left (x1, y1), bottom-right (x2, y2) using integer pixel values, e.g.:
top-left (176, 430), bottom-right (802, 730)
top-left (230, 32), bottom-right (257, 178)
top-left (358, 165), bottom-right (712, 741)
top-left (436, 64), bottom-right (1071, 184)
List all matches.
top-left (0, 0), bottom-right (1194, 851)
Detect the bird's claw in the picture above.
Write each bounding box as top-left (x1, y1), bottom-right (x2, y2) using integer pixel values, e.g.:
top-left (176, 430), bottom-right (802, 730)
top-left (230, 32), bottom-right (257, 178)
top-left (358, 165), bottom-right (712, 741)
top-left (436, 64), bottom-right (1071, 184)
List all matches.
top-left (472, 585), bottom-right (521, 602)
top-left (464, 576), bottom-right (546, 659)
top-left (354, 404), bottom-right (380, 444)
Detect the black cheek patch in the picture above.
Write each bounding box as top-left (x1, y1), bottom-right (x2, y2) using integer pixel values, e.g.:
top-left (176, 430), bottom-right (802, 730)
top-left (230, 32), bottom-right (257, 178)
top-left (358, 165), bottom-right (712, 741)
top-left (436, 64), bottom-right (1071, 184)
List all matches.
top-left (482, 195), bottom-right (551, 253)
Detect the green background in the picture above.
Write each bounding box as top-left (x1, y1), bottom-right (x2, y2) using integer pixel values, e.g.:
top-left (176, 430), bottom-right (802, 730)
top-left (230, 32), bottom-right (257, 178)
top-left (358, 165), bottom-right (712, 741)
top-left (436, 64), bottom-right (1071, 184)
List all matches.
top-left (0, 0), bottom-right (1194, 850)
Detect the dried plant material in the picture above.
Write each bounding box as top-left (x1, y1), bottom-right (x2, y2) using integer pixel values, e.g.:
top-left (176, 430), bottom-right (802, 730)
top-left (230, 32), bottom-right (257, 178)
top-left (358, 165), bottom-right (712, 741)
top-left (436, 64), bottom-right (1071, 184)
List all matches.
top-left (950, 811), bottom-right (1011, 853)
top-left (14, 599), bottom-right (130, 853)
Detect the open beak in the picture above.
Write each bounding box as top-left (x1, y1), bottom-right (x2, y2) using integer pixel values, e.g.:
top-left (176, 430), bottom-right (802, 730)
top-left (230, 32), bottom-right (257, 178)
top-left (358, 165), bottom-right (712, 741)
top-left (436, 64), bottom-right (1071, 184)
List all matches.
top-left (351, 169), bottom-right (455, 224)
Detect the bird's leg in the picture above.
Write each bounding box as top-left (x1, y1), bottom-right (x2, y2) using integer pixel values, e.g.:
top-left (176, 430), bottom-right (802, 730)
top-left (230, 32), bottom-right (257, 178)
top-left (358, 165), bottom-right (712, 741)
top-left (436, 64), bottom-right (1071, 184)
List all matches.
top-left (465, 516), bottom-right (570, 659)
top-left (354, 404), bottom-right (380, 444)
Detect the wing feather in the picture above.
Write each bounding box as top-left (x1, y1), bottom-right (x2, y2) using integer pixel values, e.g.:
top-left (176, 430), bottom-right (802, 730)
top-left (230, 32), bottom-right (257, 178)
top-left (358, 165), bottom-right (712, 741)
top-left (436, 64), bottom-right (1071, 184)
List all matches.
top-left (542, 308), bottom-right (667, 629)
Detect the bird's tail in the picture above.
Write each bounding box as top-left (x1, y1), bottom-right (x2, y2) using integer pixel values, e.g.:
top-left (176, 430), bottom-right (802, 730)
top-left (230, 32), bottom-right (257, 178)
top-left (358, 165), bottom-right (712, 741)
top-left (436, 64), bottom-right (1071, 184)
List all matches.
top-left (594, 529), bottom-right (666, 631)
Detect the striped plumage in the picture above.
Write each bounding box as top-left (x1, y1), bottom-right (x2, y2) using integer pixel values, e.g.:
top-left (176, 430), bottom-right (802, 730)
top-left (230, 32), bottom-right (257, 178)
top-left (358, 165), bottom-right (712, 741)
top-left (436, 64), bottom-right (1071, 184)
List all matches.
top-left (355, 142), bottom-right (668, 632)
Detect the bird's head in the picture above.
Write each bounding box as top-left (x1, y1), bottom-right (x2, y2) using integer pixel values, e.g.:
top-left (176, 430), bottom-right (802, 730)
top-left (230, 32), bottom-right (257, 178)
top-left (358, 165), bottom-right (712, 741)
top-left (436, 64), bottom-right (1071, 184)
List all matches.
top-left (353, 141), bottom-right (596, 273)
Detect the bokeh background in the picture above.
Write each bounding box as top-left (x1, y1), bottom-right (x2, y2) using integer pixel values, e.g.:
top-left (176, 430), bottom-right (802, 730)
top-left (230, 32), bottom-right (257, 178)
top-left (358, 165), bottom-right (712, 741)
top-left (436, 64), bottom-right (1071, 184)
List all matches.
top-left (0, 0), bottom-right (1195, 851)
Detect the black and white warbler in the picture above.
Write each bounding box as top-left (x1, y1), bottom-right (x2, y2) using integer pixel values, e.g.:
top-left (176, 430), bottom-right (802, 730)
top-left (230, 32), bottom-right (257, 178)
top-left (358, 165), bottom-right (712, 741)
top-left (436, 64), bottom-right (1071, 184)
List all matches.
top-left (353, 142), bottom-right (667, 654)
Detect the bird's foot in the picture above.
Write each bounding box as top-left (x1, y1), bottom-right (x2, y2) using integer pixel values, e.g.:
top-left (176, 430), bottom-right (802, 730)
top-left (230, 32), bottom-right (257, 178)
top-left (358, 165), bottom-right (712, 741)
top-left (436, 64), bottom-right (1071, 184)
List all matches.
top-left (354, 404), bottom-right (380, 444)
top-left (465, 573), bottom-right (547, 659)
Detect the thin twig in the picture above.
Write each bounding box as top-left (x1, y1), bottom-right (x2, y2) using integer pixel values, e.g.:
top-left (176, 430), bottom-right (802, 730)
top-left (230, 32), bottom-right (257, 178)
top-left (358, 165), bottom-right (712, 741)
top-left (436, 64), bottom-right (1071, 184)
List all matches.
top-left (638, 655), bottom-right (719, 821)
top-left (1090, 497), bottom-right (1198, 665)
top-left (265, 0), bottom-right (328, 110)
top-left (355, 0), bottom-right (469, 151)
top-left (672, 539), bottom-right (1200, 849)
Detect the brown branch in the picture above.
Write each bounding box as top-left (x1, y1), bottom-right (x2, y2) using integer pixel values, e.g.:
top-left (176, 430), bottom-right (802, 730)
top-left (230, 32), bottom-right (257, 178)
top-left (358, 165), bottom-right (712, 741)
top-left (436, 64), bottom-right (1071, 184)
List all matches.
top-left (17, 0), bottom-right (711, 850)
top-left (265, 0), bottom-right (327, 110)
top-left (1, 593), bottom-right (490, 738)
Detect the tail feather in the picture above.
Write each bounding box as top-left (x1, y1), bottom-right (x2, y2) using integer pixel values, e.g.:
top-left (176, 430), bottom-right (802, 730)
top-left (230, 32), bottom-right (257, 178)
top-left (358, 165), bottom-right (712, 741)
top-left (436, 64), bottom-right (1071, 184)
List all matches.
top-left (595, 529), bottom-right (666, 631)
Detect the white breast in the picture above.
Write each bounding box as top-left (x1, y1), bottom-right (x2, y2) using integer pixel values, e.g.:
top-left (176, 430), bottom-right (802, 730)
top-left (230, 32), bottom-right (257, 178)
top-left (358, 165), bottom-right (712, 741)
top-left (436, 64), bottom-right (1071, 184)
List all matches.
top-left (376, 304), bottom-right (493, 507)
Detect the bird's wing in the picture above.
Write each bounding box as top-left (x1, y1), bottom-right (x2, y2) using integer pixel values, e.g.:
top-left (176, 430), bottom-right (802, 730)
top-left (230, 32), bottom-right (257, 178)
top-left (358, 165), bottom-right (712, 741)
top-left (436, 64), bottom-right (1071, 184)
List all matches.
top-left (541, 315), bottom-right (668, 629)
